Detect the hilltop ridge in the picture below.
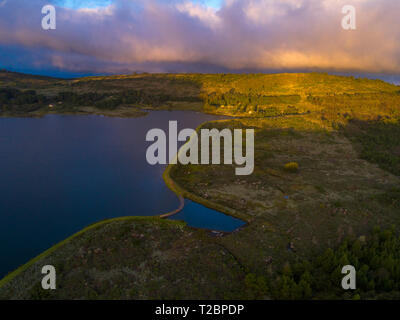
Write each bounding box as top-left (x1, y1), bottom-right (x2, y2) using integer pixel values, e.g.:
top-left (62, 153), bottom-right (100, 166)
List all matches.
top-left (1, 71), bottom-right (399, 120)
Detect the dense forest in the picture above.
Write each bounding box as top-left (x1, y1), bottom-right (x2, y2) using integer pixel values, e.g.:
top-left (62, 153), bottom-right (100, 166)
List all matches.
top-left (0, 88), bottom-right (47, 113)
top-left (245, 227), bottom-right (400, 300)
top-left (0, 87), bottom-right (201, 114)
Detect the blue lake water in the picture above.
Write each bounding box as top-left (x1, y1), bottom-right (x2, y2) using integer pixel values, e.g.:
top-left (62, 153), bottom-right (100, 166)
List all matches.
top-left (0, 111), bottom-right (245, 278)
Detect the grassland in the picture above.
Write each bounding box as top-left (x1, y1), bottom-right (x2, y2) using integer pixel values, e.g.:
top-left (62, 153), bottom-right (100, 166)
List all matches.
top-left (0, 217), bottom-right (247, 300)
top-left (2, 70), bottom-right (400, 119)
top-left (167, 116), bottom-right (400, 298)
top-left (0, 71), bottom-right (399, 299)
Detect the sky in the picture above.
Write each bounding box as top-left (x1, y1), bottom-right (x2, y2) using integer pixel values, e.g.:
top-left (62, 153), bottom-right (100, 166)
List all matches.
top-left (52, 0), bottom-right (223, 10)
top-left (0, 0), bottom-right (400, 79)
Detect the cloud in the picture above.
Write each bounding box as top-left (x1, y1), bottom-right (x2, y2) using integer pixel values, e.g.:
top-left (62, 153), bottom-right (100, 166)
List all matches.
top-left (0, 0), bottom-right (399, 75)
top-left (177, 1), bottom-right (221, 27)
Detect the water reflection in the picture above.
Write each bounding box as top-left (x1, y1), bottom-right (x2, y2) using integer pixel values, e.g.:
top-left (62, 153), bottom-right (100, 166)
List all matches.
top-left (0, 111), bottom-right (245, 277)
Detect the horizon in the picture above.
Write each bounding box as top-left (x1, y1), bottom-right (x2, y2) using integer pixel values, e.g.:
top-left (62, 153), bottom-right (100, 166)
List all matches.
top-left (2, 67), bottom-right (400, 86)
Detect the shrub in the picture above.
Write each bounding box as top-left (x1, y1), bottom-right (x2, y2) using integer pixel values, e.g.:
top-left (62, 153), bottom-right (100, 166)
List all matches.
top-left (283, 162), bottom-right (299, 173)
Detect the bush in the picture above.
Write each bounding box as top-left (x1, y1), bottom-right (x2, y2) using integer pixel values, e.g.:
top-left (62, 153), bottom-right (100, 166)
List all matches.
top-left (271, 226), bottom-right (400, 300)
top-left (283, 162), bottom-right (299, 173)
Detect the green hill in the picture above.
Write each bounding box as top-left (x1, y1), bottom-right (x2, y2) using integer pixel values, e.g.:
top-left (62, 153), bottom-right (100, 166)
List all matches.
top-left (1, 71), bottom-right (399, 120)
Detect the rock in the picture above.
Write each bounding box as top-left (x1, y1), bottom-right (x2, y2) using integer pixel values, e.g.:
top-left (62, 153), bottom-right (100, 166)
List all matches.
top-left (358, 235), bottom-right (366, 243)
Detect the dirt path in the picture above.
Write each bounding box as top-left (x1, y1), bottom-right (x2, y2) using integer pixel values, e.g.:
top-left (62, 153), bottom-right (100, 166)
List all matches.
top-left (159, 194), bottom-right (185, 218)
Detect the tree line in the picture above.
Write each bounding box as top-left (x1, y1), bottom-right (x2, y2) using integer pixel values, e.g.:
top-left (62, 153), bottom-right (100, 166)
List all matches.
top-left (0, 88), bottom-right (202, 113)
top-left (246, 226), bottom-right (400, 300)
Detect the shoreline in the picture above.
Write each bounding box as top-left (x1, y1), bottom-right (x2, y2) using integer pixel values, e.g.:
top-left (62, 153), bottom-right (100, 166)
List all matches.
top-left (0, 116), bottom-right (248, 290)
top-left (0, 216), bottom-right (184, 289)
top-left (159, 194), bottom-right (185, 219)
top-left (0, 107), bottom-right (149, 119)
top-left (162, 119), bottom-right (251, 223)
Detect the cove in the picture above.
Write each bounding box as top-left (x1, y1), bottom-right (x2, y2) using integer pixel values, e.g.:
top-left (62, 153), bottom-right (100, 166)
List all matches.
top-left (0, 111), bottom-right (245, 278)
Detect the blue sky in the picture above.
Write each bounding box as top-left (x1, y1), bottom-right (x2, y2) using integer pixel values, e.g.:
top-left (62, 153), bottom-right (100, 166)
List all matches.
top-left (52, 0), bottom-right (112, 9)
top-left (52, 0), bottom-right (223, 9)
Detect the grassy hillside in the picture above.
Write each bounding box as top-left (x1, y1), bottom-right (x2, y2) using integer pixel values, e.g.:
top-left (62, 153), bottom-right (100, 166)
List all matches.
top-left (0, 217), bottom-right (247, 300)
top-left (1, 71), bottom-right (399, 119)
top-left (166, 116), bottom-right (400, 299)
top-left (1, 71), bottom-right (400, 300)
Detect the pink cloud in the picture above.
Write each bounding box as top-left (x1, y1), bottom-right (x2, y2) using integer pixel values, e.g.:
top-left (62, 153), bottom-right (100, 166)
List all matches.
top-left (0, 0), bottom-right (399, 74)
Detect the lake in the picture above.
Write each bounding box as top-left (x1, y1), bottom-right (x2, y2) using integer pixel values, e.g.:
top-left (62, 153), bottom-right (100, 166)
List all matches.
top-left (0, 111), bottom-right (245, 278)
